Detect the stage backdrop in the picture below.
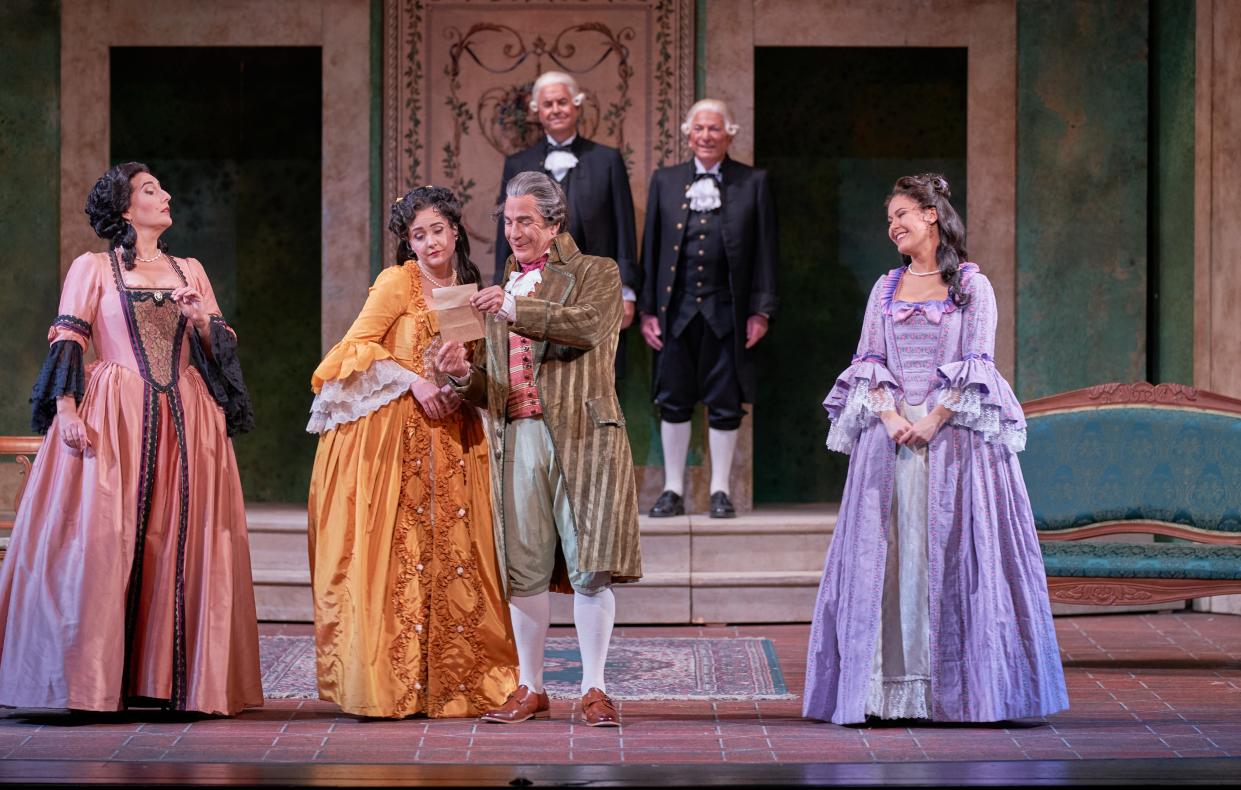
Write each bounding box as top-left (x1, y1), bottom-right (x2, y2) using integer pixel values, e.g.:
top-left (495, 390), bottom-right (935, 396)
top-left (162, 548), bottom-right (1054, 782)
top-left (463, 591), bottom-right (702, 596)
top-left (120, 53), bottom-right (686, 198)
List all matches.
top-left (382, 0), bottom-right (695, 281)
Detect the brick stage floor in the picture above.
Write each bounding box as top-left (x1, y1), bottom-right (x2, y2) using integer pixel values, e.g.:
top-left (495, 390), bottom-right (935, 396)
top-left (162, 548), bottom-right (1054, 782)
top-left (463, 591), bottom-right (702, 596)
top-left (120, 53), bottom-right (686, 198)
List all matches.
top-left (1, 612), bottom-right (1239, 768)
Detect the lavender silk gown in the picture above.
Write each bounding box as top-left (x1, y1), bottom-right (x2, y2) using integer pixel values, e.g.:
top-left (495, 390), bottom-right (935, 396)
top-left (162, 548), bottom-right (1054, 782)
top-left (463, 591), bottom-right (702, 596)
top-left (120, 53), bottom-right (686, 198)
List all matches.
top-left (803, 264), bottom-right (1068, 724)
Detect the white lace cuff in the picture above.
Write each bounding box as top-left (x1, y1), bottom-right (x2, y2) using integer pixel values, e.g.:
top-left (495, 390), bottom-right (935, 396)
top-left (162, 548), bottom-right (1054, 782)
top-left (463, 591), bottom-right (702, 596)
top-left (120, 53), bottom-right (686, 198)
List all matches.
top-left (942, 386), bottom-right (1027, 452)
top-left (825, 380), bottom-right (895, 454)
top-left (306, 358), bottom-right (418, 434)
top-left (498, 291), bottom-right (517, 323)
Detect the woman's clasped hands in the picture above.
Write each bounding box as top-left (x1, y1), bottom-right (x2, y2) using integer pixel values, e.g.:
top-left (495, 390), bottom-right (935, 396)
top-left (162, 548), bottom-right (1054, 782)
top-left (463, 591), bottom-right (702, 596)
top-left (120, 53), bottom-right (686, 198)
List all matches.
top-left (880, 407), bottom-right (949, 449)
top-left (410, 375), bottom-right (461, 421)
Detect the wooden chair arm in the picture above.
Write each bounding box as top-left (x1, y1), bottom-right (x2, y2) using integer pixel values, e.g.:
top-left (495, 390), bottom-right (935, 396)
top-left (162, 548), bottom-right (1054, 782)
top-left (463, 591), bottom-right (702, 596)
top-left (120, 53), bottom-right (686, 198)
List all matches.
top-left (0, 436), bottom-right (43, 516)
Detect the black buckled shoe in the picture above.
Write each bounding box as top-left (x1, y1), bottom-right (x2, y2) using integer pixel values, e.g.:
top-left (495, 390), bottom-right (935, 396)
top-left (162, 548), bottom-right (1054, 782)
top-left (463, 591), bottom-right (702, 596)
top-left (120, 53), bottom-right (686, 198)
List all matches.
top-left (649, 490), bottom-right (685, 517)
top-left (709, 491), bottom-right (736, 519)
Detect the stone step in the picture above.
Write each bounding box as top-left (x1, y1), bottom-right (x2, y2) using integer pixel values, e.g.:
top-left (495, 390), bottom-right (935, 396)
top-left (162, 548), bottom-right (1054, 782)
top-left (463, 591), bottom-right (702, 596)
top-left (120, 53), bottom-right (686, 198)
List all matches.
top-left (247, 504), bottom-right (834, 623)
top-left (248, 507), bottom-right (836, 575)
top-left (688, 504), bottom-right (836, 573)
top-left (254, 566), bottom-right (824, 626)
top-left (252, 567), bottom-right (314, 622)
top-left (247, 530), bottom-right (693, 573)
top-left (688, 570), bottom-right (822, 624)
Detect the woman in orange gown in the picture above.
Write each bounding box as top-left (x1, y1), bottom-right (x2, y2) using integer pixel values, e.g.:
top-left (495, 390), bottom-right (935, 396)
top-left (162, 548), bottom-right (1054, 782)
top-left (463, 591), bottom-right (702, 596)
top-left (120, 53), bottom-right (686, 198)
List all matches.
top-left (0, 162), bottom-right (262, 715)
top-left (306, 186), bottom-right (517, 718)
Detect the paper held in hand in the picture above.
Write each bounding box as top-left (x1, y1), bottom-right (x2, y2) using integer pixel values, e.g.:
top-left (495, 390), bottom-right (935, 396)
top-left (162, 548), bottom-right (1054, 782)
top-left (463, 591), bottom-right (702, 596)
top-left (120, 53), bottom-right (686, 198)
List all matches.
top-left (430, 283), bottom-right (485, 343)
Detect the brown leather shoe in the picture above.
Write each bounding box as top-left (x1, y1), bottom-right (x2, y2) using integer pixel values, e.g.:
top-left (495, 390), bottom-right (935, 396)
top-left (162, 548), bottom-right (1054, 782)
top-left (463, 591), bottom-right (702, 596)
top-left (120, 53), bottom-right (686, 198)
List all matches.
top-left (581, 687), bottom-right (620, 727)
top-left (480, 685), bottom-right (550, 724)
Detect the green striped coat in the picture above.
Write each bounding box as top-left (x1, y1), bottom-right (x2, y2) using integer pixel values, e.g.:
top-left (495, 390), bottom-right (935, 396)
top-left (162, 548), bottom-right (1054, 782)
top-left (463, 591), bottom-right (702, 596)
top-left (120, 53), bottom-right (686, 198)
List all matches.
top-left (457, 233), bottom-right (642, 594)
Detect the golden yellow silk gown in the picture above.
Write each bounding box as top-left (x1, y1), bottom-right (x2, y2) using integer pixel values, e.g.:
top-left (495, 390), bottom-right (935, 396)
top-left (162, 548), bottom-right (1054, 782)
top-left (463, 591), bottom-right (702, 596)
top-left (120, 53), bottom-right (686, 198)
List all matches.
top-left (306, 263), bottom-right (517, 718)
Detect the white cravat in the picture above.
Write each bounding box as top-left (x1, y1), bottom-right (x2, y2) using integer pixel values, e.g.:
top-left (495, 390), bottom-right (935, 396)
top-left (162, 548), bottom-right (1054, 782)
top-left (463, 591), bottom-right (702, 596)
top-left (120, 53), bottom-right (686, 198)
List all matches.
top-left (686, 158), bottom-right (722, 212)
top-left (497, 266), bottom-right (544, 322)
top-left (543, 134), bottom-right (579, 182)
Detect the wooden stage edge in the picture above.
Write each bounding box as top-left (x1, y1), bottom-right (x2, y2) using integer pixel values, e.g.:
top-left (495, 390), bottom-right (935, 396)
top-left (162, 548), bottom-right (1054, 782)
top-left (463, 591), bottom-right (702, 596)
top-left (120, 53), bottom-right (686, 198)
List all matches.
top-left (0, 756), bottom-right (1237, 787)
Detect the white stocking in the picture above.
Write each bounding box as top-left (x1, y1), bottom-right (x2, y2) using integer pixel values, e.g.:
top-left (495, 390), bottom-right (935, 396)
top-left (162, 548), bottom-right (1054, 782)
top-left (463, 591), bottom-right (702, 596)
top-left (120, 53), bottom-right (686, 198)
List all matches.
top-left (660, 420), bottom-right (692, 496)
top-left (573, 588), bottom-right (616, 695)
top-left (509, 591), bottom-right (550, 692)
top-left (708, 427), bottom-right (738, 496)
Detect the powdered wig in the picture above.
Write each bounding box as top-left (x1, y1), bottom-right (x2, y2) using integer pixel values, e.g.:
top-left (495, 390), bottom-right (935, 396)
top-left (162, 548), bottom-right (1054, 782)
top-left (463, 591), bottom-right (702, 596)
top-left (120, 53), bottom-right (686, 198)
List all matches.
top-left (681, 98), bottom-right (740, 136)
top-left (528, 71), bottom-right (585, 112)
top-left (886, 173), bottom-right (970, 307)
top-left (501, 171), bottom-right (570, 233)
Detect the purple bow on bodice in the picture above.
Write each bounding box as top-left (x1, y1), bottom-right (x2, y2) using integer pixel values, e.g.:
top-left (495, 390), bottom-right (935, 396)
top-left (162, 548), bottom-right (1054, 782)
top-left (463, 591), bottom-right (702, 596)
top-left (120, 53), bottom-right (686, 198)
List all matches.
top-left (891, 301), bottom-right (946, 324)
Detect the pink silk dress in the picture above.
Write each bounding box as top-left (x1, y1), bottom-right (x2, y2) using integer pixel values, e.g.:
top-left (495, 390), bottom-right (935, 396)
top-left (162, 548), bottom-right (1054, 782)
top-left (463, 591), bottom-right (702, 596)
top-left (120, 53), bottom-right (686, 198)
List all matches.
top-left (0, 249), bottom-right (262, 715)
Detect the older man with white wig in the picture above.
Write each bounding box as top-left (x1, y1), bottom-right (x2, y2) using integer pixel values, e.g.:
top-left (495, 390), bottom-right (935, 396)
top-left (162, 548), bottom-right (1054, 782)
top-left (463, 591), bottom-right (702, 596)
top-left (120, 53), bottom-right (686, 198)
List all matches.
top-left (494, 71), bottom-right (638, 381)
top-left (638, 98), bottom-right (780, 519)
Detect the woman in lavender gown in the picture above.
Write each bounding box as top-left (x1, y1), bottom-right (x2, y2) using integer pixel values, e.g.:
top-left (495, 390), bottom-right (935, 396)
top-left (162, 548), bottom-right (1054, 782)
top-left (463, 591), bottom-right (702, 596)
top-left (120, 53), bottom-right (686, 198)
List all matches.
top-left (803, 173), bottom-right (1068, 725)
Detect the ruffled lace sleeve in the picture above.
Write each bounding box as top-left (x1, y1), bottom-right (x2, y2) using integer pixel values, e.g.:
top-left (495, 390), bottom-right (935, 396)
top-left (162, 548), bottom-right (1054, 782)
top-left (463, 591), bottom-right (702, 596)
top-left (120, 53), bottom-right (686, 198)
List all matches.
top-left (306, 359), bottom-right (419, 433)
top-left (30, 253), bottom-right (103, 433)
top-left (307, 266), bottom-right (417, 433)
top-left (823, 274), bottom-right (899, 454)
top-left (936, 269), bottom-right (1027, 452)
top-left (190, 316), bottom-right (256, 436)
top-left (181, 258), bottom-right (255, 435)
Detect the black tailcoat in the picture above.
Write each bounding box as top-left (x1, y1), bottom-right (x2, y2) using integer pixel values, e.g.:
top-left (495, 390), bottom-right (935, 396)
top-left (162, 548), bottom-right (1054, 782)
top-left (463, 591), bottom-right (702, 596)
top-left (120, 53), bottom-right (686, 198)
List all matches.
top-left (637, 157), bottom-right (779, 402)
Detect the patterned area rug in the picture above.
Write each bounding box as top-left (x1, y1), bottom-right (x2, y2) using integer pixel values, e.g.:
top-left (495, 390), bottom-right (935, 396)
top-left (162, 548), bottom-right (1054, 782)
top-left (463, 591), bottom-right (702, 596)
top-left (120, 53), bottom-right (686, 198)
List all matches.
top-left (261, 635), bottom-right (793, 701)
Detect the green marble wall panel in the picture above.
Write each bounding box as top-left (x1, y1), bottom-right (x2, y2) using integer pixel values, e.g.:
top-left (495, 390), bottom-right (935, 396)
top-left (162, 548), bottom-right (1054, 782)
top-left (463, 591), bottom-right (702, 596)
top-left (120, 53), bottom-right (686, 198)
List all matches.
top-left (1016, 0), bottom-right (1150, 399)
top-left (0, 1), bottom-right (60, 435)
top-left (754, 46), bottom-right (966, 503)
top-left (112, 47), bottom-right (321, 503)
top-left (1151, 0), bottom-right (1195, 385)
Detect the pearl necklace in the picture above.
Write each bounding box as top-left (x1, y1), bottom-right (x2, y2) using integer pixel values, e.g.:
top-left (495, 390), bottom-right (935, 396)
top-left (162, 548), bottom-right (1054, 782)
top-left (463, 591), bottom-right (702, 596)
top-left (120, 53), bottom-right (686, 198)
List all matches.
top-left (417, 261), bottom-right (457, 288)
top-left (906, 265), bottom-right (939, 277)
top-left (135, 250), bottom-right (164, 263)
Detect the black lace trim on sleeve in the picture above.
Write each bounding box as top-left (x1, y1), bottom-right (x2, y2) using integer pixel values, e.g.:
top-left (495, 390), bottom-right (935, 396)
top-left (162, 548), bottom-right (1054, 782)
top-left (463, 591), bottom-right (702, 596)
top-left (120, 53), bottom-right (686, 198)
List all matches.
top-left (30, 340), bottom-right (86, 434)
top-left (53, 314), bottom-right (93, 338)
top-left (189, 316), bottom-right (256, 436)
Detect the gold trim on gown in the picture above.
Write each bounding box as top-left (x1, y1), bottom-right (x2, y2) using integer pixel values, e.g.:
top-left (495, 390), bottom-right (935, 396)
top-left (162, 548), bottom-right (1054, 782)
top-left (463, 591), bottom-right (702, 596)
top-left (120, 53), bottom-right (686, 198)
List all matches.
top-left (307, 264), bottom-right (517, 718)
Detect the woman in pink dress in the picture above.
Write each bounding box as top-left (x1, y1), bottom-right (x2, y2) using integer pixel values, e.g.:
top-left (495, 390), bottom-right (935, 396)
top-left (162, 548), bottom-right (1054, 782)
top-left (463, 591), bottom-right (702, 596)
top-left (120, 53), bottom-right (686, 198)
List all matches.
top-left (0, 162), bottom-right (262, 715)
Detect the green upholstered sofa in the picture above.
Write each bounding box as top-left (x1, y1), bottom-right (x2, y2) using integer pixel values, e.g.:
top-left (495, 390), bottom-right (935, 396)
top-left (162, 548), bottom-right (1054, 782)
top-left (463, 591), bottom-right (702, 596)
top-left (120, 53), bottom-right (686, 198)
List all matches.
top-left (1022, 382), bottom-right (1241, 606)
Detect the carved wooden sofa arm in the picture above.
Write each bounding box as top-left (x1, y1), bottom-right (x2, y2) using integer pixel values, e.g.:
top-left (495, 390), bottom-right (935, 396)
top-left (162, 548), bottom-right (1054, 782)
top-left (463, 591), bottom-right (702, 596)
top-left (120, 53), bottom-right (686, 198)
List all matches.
top-left (1022, 382), bottom-right (1241, 606)
top-left (0, 436), bottom-right (43, 562)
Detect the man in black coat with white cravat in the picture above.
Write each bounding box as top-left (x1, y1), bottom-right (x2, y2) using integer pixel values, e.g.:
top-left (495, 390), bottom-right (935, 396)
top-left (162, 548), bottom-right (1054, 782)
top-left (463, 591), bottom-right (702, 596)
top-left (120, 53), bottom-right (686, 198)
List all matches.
top-left (638, 99), bottom-right (779, 518)
top-left (495, 71), bottom-right (638, 366)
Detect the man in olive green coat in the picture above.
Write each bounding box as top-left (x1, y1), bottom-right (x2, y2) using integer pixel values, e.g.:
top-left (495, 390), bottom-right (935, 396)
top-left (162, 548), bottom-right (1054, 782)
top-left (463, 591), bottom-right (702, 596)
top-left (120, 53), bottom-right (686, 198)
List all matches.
top-left (437, 171), bottom-right (641, 727)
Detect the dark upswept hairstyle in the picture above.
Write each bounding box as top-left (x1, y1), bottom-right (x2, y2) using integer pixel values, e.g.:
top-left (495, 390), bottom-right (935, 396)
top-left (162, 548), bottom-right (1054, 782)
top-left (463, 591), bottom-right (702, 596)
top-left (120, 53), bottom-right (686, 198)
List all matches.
top-left (85, 161), bottom-right (168, 271)
top-left (387, 185), bottom-right (481, 284)
top-left (886, 173), bottom-right (970, 307)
